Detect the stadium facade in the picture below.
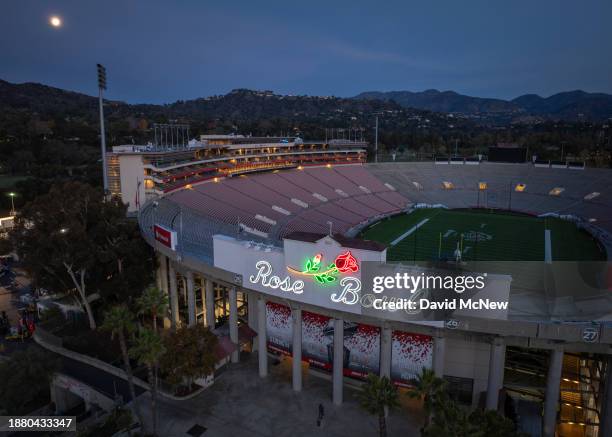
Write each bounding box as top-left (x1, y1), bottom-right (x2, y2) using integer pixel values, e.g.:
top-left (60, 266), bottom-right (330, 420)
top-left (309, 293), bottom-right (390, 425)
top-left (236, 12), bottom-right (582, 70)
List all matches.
top-left (108, 134), bottom-right (367, 213)
top-left (133, 140), bottom-right (612, 437)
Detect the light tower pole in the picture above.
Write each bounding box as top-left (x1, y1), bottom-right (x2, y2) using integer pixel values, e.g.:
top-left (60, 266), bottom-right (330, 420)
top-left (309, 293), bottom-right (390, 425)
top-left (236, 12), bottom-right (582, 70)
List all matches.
top-left (8, 192), bottom-right (16, 216)
top-left (97, 64), bottom-right (109, 194)
top-left (375, 114), bottom-right (379, 163)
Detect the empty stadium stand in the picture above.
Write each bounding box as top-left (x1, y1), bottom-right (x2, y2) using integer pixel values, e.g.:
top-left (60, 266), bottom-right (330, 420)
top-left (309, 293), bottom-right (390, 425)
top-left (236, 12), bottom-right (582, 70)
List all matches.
top-left (139, 162), bottom-right (612, 261)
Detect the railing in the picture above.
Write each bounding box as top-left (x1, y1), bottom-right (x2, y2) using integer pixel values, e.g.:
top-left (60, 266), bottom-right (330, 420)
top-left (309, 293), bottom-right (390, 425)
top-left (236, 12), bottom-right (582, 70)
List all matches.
top-left (139, 198), bottom-right (281, 264)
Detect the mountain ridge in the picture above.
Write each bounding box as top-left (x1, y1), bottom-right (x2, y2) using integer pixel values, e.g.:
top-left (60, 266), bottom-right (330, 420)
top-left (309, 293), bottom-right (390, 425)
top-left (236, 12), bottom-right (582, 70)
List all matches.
top-left (355, 89), bottom-right (612, 120)
top-left (2, 78), bottom-right (612, 122)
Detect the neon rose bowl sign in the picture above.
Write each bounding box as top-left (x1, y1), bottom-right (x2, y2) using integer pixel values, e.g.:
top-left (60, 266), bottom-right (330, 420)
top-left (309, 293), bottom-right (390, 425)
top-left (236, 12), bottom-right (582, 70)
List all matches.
top-left (249, 251), bottom-right (362, 305)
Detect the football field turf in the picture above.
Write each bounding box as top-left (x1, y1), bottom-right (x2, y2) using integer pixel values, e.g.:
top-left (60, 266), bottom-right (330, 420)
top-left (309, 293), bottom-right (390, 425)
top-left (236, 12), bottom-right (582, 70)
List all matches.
top-left (360, 208), bottom-right (606, 262)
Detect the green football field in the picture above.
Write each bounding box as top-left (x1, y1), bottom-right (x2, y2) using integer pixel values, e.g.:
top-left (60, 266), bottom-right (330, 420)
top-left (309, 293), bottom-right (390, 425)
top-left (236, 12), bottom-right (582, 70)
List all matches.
top-left (360, 209), bottom-right (606, 262)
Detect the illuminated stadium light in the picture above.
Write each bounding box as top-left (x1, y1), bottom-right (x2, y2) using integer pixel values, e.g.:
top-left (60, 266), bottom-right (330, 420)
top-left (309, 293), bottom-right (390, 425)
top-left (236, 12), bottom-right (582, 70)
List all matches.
top-left (584, 192), bottom-right (600, 200)
top-left (478, 182), bottom-right (487, 190)
top-left (326, 163), bottom-right (332, 168)
top-left (297, 165), bottom-right (304, 170)
top-left (442, 181), bottom-right (454, 190)
top-left (549, 187), bottom-right (565, 196)
top-left (589, 218), bottom-right (597, 223)
top-left (514, 183), bottom-right (526, 192)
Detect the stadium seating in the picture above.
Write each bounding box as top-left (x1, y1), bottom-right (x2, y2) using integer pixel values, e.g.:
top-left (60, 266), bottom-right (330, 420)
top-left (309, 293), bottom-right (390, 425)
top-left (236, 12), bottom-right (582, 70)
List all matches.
top-left (139, 161), bottom-right (612, 262)
top-left (157, 164), bottom-right (409, 242)
top-left (368, 162), bottom-right (612, 236)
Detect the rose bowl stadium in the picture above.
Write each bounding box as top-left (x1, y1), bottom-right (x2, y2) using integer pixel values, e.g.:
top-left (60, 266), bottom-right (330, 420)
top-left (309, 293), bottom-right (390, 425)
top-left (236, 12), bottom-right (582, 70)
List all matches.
top-left (125, 135), bottom-right (612, 437)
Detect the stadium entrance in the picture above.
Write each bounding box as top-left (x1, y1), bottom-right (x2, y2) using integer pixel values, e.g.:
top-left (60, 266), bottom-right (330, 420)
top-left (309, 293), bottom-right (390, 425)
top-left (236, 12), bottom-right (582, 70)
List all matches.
top-left (161, 259), bottom-right (256, 362)
top-left (504, 347), bottom-right (610, 437)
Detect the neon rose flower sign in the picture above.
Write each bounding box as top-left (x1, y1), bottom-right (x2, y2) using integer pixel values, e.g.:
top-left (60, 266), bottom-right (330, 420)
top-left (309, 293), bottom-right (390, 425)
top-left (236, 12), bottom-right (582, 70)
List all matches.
top-left (287, 251), bottom-right (359, 284)
top-left (249, 250), bottom-right (362, 305)
top-left (334, 251), bottom-right (359, 273)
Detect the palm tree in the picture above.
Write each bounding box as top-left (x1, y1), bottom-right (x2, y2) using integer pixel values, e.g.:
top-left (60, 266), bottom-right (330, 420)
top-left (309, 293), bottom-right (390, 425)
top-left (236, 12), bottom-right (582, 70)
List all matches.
top-left (357, 374), bottom-right (400, 437)
top-left (130, 328), bottom-right (166, 437)
top-left (101, 305), bottom-right (144, 431)
top-left (137, 285), bottom-right (168, 332)
top-left (407, 368), bottom-right (447, 430)
top-left (424, 393), bottom-right (471, 437)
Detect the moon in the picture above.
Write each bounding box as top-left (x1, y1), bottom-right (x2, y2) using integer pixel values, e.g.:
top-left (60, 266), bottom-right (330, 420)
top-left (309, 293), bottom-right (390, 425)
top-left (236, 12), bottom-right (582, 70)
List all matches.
top-left (49, 16), bottom-right (62, 27)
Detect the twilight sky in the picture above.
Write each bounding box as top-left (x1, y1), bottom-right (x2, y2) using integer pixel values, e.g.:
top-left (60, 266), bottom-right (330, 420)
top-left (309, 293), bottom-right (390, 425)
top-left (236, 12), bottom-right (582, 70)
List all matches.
top-left (1, 0), bottom-right (611, 104)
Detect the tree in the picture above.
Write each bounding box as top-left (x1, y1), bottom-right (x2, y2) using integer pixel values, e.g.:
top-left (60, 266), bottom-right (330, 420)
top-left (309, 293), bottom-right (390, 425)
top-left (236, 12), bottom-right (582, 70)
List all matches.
top-left (160, 324), bottom-right (218, 392)
top-left (357, 374), bottom-right (400, 437)
top-left (421, 378), bottom-right (527, 437)
top-left (407, 368), bottom-right (447, 430)
top-left (423, 393), bottom-right (472, 437)
top-left (101, 305), bottom-right (144, 430)
top-left (9, 181), bottom-right (155, 330)
top-left (423, 397), bottom-right (526, 437)
top-left (130, 328), bottom-right (165, 437)
top-left (466, 409), bottom-right (525, 437)
top-left (0, 347), bottom-right (61, 414)
top-left (137, 285), bottom-right (168, 332)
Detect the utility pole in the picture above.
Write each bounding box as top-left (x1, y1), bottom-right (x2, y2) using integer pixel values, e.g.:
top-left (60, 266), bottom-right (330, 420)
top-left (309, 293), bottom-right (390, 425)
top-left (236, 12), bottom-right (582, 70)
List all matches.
top-left (97, 64), bottom-right (109, 195)
top-left (375, 115), bottom-right (379, 163)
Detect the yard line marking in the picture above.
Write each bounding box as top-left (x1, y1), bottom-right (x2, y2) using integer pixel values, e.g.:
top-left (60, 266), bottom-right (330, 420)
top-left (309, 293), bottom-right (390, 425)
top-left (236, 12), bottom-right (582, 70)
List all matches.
top-left (390, 219), bottom-right (430, 246)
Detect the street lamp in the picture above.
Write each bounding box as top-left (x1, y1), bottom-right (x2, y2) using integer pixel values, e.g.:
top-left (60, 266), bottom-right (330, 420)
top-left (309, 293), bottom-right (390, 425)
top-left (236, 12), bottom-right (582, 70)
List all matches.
top-left (8, 192), bottom-right (15, 216)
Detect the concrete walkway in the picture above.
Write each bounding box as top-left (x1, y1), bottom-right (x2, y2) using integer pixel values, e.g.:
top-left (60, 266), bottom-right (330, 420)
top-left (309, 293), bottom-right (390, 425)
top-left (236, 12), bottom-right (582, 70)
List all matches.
top-left (142, 355), bottom-right (423, 437)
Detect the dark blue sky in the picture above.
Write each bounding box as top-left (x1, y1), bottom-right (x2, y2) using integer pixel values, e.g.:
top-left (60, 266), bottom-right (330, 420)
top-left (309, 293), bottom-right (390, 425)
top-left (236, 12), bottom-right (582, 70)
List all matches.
top-left (2, 0), bottom-right (611, 104)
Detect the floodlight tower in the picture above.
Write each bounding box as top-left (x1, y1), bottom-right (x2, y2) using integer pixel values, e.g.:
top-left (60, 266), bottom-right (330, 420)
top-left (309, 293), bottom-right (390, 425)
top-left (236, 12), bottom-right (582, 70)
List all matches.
top-left (373, 112), bottom-right (383, 163)
top-left (97, 64), bottom-right (109, 194)
top-left (375, 114), bottom-right (379, 163)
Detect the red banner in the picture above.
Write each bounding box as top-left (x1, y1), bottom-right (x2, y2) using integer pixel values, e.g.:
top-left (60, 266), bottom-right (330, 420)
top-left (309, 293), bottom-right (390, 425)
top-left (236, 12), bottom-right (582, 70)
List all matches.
top-left (154, 224), bottom-right (177, 250)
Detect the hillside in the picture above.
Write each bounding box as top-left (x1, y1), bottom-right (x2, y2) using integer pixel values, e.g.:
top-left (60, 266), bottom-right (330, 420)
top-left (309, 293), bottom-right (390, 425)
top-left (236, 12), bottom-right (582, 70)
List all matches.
top-left (511, 90), bottom-right (612, 119)
top-left (356, 89), bottom-right (518, 114)
top-left (356, 89), bottom-right (612, 120)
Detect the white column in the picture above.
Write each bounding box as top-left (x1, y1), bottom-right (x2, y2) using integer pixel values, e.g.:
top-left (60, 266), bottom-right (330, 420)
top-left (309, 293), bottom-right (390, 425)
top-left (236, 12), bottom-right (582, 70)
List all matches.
top-left (205, 279), bottom-right (215, 328)
top-left (199, 276), bottom-right (206, 324)
top-left (248, 293), bottom-right (258, 350)
top-left (333, 318), bottom-right (344, 405)
top-left (380, 325), bottom-right (392, 379)
top-left (292, 308), bottom-right (302, 392)
top-left (229, 286), bottom-right (239, 363)
top-left (186, 271), bottom-right (196, 327)
top-left (155, 254), bottom-right (163, 290)
top-left (543, 347), bottom-right (564, 437)
top-left (433, 334), bottom-right (446, 377)
top-left (168, 262), bottom-right (179, 329)
top-left (257, 297), bottom-right (268, 377)
top-left (158, 253), bottom-right (168, 294)
top-left (486, 337), bottom-right (506, 410)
